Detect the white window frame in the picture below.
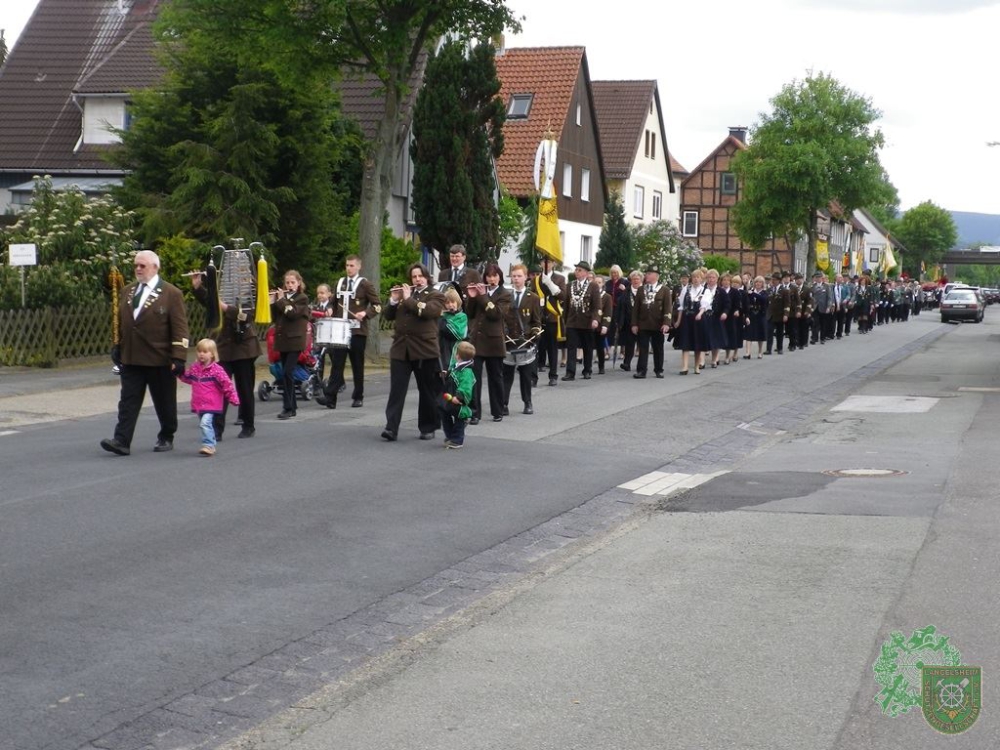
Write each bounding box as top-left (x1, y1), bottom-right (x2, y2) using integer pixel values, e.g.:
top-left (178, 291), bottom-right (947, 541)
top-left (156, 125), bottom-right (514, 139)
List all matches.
top-left (652, 191), bottom-right (662, 220)
top-left (576, 103), bottom-right (582, 126)
top-left (562, 163), bottom-right (573, 198)
top-left (869, 247), bottom-right (882, 263)
top-left (580, 168), bottom-right (591, 203)
top-left (580, 235), bottom-right (593, 263)
top-left (633, 185), bottom-right (645, 218)
top-left (682, 211), bottom-right (699, 237)
top-left (507, 94), bottom-right (533, 118)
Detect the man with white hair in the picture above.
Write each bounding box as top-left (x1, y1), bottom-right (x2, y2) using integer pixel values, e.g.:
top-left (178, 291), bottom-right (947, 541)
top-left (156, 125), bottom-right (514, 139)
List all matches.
top-left (101, 250), bottom-right (189, 456)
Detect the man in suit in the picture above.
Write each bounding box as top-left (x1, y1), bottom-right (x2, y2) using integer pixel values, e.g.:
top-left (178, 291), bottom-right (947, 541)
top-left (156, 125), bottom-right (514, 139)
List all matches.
top-left (593, 275), bottom-right (614, 375)
top-left (616, 270), bottom-right (643, 372)
top-left (810, 271), bottom-right (834, 344)
top-left (382, 263), bottom-right (445, 441)
top-left (832, 274), bottom-right (850, 339)
top-left (560, 260), bottom-right (602, 381)
top-left (101, 250), bottom-right (189, 455)
top-left (534, 260), bottom-right (566, 385)
top-left (765, 271), bottom-right (789, 355)
top-left (631, 264), bottom-right (673, 379)
top-left (190, 273), bottom-right (260, 439)
top-left (789, 273), bottom-right (807, 351)
top-left (438, 244), bottom-right (481, 300)
top-left (317, 254), bottom-right (382, 409)
top-left (501, 264), bottom-right (542, 415)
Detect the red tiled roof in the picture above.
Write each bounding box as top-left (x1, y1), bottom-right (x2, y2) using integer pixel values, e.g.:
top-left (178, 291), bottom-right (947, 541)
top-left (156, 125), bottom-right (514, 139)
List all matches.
top-left (591, 80), bottom-right (655, 180)
top-left (670, 154), bottom-right (688, 175)
top-left (0, 0), bottom-right (161, 173)
top-left (334, 52), bottom-right (429, 143)
top-left (494, 46), bottom-right (585, 197)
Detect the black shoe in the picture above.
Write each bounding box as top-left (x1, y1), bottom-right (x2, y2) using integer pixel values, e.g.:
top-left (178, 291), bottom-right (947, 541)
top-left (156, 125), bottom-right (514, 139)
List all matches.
top-left (633, 372), bottom-right (646, 379)
top-left (419, 431), bottom-right (435, 440)
top-left (316, 395), bottom-right (336, 409)
top-left (581, 373), bottom-right (592, 380)
top-left (777, 350), bottom-right (784, 355)
top-left (100, 438), bottom-right (130, 456)
top-left (561, 375), bottom-right (575, 381)
top-left (381, 429), bottom-right (397, 441)
top-left (764, 350), bottom-right (772, 356)
top-left (492, 415), bottom-right (503, 422)
top-left (502, 406), bottom-right (510, 416)
top-left (153, 439), bottom-right (173, 452)
top-left (655, 372), bottom-right (664, 378)
top-left (523, 403), bottom-right (533, 415)
top-left (469, 417), bottom-right (481, 425)
top-left (237, 427), bottom-right (256, 439)
top-left (277, 410), bottom-right (296, 420)
top-left (598, 367), bottom-right (605, 375)
top-left (351, 399), bottom-right (363, 408)
top-left (548, 378), bottom-right (558, 386)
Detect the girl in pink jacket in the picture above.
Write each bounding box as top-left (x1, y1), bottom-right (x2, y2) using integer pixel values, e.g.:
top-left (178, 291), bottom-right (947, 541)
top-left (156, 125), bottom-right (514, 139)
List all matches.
top-left (178, 339), bottom-right (240, 456)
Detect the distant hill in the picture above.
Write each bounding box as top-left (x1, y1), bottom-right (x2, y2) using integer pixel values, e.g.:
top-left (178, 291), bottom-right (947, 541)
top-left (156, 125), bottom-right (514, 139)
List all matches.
top-left (950, 211), bottom-right (1000, 248)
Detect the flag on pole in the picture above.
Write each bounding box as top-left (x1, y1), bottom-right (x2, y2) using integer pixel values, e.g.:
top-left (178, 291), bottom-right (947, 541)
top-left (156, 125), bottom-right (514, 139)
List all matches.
top-left (533, 136), bottom-right (562, 264)
top-left (879, 242), bottom-right (897, 276)
top-left (816, 238), bottom-right (830, 271)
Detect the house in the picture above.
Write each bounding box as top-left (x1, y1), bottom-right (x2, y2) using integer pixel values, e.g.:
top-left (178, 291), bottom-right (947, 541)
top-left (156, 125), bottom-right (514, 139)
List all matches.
top-left (493, 46), bottom-right (608, 271)
top-left (591, 80), bottom-right (677, 225)
top-left (679, 127), bottom-right (796, 277)
top-left (0, 0), bottom-right (163, 213)
top-left (855, 207), bottom-right (905, 274)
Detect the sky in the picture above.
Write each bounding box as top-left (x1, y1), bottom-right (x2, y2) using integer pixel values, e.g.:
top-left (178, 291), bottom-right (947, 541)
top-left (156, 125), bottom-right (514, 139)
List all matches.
top-left (4, 0), bottom-right (1000, 215)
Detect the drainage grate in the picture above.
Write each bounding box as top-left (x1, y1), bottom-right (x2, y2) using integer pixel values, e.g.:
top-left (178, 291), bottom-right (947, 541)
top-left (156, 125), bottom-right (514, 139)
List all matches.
top-left (822, 468), bottom-right (908, 478)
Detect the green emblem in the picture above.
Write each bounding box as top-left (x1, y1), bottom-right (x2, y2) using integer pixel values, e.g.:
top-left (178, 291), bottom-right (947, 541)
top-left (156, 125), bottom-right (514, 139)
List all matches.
top-left (873, 626), bottom-right (961, 716)
top-left (921, 666), bottom-right (981, 734)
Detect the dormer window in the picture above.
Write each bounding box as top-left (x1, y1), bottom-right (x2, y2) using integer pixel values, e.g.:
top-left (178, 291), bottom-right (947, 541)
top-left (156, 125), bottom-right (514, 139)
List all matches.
top-left (507, 94), bottom-right (533, 119)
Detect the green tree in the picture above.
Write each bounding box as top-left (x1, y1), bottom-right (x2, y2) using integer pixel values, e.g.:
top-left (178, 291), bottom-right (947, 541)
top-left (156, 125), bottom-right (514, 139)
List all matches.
top-left (866, 170), bottom-right (900, 227)
top-left (0, 29), bottom-right (8, 68)
top-left (114, 0), bottom-right (362, 284)
top-left (411, 40), bottom-right (504, 267)
top-left (497, 190), bottom-right (525, 252)
top-left (629, 220), bottom-right (703, 285)
top-left (596, 191), bottom-right (633, 271)
top-left (889, 201), bottom-right (958, 277)
top-left (702, 254), bottom-right (741, 276)
top-left (732, 72), bottom-right (893, 275)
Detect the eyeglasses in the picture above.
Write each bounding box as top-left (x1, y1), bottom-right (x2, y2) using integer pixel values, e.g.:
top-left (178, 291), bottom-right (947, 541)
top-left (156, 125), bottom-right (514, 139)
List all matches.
top-left (134, 263), bottom-right (147, 268)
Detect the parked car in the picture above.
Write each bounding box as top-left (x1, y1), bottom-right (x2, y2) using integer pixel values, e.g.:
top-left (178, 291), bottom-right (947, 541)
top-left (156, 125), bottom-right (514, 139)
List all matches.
top-left (940, 289), bottom-right (985, 323)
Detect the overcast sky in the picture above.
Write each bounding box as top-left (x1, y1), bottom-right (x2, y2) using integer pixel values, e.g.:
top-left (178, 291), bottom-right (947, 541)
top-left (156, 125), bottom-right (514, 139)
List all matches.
top-left (4, 0), bottom-right (1000, 215)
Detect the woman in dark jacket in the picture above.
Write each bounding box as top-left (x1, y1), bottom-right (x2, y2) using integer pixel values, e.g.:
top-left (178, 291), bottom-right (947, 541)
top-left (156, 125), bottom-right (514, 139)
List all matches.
top-left (466, 263), bottom-right (511, 423)
top-left (744, 275), bottom-right (768, 358)
top-left (270, 270), bottom-right (311, 419)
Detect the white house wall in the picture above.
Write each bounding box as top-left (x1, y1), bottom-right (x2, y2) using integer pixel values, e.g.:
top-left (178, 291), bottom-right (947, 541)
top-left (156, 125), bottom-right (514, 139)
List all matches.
top-left (624, 102), bottom-right (672, 227)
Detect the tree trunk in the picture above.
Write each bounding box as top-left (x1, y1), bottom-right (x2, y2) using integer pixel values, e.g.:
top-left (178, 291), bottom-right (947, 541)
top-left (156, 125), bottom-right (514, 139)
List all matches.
top-left (805, 211), bottom-right (818, 277)
top-left (358, 79), bottom-right (403, 357)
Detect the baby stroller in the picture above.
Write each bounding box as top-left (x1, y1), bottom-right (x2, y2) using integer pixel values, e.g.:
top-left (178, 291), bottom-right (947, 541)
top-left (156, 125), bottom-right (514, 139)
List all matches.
top-left (257, 325), bottom-right (321, 402)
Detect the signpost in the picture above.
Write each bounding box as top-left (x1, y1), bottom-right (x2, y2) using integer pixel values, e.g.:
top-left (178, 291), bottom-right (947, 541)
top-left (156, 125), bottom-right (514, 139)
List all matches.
top-left (8, 243), bottom-right (37, 308)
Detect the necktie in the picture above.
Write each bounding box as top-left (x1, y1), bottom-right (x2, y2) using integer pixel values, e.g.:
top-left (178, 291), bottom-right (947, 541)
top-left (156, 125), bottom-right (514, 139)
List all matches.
top-left (515, 291), bottom-right (522, 308)
top-left (452, 268), bottom-right (457, 282)
top-left (132, 283), bottom-right (145, 310)
top-left (348, 278), bottom-right (354, 292)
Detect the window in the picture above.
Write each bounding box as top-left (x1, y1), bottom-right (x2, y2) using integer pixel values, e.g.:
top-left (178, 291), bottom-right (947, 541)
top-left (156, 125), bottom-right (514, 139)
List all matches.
top-left (580, 235), bottom-right (593, 263)
top-left (652, 191), bottom-right (662, 220)
top-left (644, 130), bottom-right (650, 158)
top-left (580, 168), bottom-right (591, 202)
top-left (869, 247), bottom-right (882, 264)
top-left (562, 164), bottom-right (573, 198)
top-left (576, 104), bottom-right (581, 126)
top-left (682, 211), bottom-right (699, 237)
top-left (507, 94), bottom-right (533, 119)
top-left (650, 100), bottom-right (654, 115)
top-left (720, 172), bottom-right (737, 195)
top-left (633, 185), bottom-right (645, 218)
top-left (650, 132), bottom-right (656, 159)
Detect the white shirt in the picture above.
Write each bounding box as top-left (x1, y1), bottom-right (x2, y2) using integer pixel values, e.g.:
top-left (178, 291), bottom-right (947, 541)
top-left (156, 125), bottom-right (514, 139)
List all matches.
top-left (699, 285), bottom-right (717, 312)
top-left (134, 274), bottom-right (159, 318)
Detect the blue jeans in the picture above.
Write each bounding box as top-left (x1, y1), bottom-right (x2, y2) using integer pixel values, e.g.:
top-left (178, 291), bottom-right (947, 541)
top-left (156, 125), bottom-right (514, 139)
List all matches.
top-left (199, 412), bottom-right (216, 448)
top-left (438, 406), bottom-right (466, 446)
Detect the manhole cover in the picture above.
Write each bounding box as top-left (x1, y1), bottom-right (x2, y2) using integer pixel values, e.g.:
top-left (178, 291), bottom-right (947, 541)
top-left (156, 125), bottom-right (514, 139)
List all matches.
top-left (822, 468), bottom-right (908, 478)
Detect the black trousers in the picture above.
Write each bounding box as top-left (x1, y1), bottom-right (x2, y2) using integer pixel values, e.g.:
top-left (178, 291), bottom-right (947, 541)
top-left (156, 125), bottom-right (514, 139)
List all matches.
top-left (324, 334), bottom-right (367, 402)
top-left (537, 321), bottom-right (560, 381)
top-left (636, 329), bottom-right (665, 374)
top-left (278, 350), bottom-right (300, 412)
top-left (503, 361), bottom-right (533, 407)
top-left (565, 327), bottom-right (594, 376)
top-left (113, 364), bottom-right (177, 447)
top-left (384, 356), bottom-right (441, 435)
top-left (620, 326), bottom-right (638, 367)
top-left (844, 306), bottom-right (854, 334)
top-left (214, 357), bottom-right (256, 436)
top-left (834, 309), bottom-right (846, 337)
top-left (767, 320), bottom-right (785, 352)
top-left (473, 355), bottom-right (505, 419)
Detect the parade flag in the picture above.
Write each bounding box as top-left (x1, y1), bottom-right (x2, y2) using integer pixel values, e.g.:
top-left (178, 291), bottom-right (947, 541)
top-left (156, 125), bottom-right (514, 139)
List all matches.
top-left (880, 242), bottom-right (897, 275)
top-left (533, 136), bottom-right (562, 264)
top-left (816, 238), bottom-right (830, 271)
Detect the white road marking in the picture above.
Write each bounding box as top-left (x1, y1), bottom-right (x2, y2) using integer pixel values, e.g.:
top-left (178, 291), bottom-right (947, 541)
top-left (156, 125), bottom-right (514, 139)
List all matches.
top-left (0, 430), bottom-right (19, 436)
top-left (619, 470), bottom-right (728, 497)
top-left (831, 395), bottom-right (939, 413)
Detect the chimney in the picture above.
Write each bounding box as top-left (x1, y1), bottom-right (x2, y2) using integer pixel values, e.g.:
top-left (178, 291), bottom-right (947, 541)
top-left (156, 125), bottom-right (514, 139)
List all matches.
top-left (729, 126), bottom-right (747, 143)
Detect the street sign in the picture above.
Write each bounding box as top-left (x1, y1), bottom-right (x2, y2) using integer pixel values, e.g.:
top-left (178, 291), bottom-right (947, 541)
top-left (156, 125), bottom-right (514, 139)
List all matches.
top-left (9, 243), bottom-right (37, 266)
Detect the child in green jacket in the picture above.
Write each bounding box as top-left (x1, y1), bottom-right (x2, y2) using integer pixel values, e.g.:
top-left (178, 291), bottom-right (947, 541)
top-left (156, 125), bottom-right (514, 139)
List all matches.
top-left (439, 340), bottom-right (476, 449)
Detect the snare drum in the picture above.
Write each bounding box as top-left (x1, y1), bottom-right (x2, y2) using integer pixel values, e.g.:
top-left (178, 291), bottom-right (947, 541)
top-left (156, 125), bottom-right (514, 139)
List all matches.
top-left (314, 318), bottom-right (352, 348)
top-left (503, 343), bottom-right (537, 367)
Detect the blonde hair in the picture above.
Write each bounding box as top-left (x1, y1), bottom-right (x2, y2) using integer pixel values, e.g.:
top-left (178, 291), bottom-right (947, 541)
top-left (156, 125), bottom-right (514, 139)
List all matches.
top-left (510, 263), bottom-right (528, 276)
top-left (754, 275), bottom-right (766, 287)
top-left (455, 340), bottom-right (476, 360)
top-left (443, 288), bottom-right (463, 307)
top-left (284, 269), bottom-right (305, 293)
top-left (316, 283), bottom-right (331, 294)
top-left (196, 338), bottom-right (219, 362)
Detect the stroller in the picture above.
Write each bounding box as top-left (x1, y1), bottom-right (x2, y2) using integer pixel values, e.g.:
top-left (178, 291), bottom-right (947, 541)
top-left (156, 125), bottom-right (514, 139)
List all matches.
top-left (257, 325), bottom-right (321, 402)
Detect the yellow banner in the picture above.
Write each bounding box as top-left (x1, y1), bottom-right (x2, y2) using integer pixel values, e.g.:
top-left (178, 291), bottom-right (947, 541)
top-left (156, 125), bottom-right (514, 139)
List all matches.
top-left (536, 195), bottom-right (562, 264)
top-left (816, 239), bottom-right (830, 271)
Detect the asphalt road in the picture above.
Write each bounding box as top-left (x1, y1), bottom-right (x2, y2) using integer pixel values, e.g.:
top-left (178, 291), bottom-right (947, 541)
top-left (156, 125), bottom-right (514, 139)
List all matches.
top-left (0, 311), bottom-right (986, 750)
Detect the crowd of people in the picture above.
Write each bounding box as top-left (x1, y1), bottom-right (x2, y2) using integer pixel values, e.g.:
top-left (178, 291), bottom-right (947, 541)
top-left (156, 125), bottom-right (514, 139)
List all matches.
top-left (100, 246), bottom-right (927, 456)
